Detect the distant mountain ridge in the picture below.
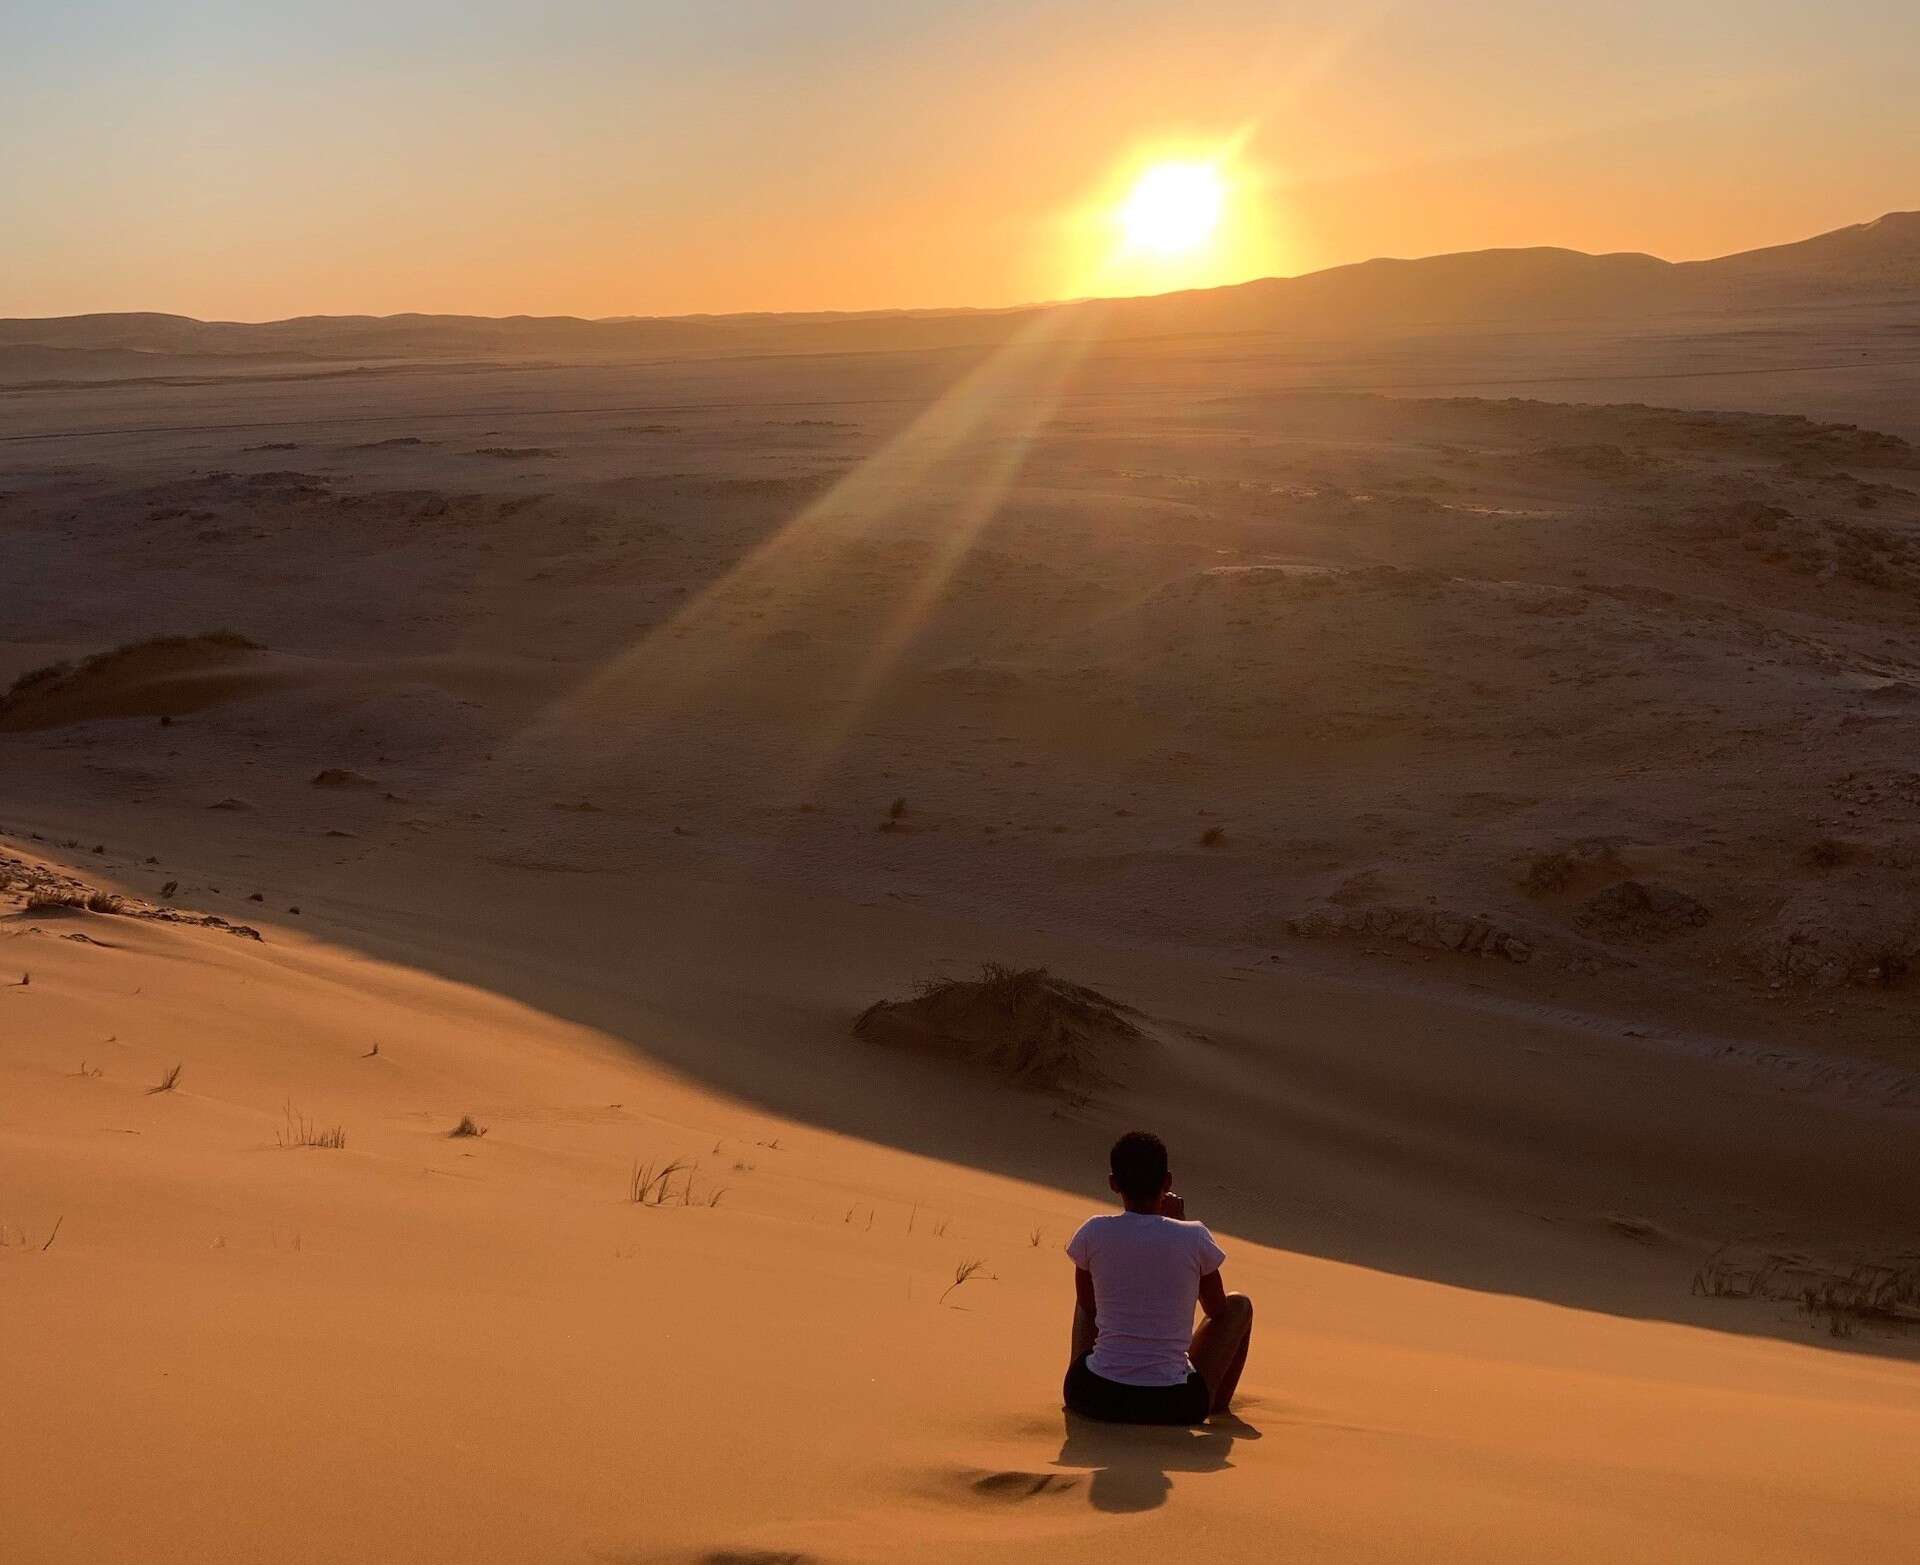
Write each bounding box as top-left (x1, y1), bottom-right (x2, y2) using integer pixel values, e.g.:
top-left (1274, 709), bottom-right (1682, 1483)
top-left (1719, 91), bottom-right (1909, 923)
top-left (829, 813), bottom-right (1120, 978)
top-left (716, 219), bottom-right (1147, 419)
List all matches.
top-left (4, 211), bottom-right (1916, 365)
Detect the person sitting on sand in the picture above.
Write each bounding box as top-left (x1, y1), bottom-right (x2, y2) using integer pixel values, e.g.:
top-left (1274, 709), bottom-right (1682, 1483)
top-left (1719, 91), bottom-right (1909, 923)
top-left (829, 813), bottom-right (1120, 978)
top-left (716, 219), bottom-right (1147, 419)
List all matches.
top-left (1064, 1130), bottom-right (1253, 1424)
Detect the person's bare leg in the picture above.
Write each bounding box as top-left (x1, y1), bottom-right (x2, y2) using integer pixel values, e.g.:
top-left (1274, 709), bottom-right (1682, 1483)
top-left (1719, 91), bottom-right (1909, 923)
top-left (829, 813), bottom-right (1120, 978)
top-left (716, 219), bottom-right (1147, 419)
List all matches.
top-left (1189, 1293), bottom-right (1252, 1414)
top-left (1070, 1303), bottom-right (1096, 1364)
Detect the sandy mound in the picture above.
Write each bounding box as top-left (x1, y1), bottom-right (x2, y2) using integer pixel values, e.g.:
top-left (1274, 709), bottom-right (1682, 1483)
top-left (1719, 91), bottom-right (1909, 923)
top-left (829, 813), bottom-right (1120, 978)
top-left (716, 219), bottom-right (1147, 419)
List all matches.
top-left (2, 853), bottom-right (262, 940)
top-left (0, 632), bottom-right (271, 731)
top-left (854, 964), bottom-right (1142, 1089)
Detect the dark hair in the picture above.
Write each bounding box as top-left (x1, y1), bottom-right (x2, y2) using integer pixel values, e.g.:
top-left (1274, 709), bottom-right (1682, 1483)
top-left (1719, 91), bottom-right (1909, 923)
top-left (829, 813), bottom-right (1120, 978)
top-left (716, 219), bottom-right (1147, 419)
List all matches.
top-left (1109, 1130), bottom-right (1170, 1204)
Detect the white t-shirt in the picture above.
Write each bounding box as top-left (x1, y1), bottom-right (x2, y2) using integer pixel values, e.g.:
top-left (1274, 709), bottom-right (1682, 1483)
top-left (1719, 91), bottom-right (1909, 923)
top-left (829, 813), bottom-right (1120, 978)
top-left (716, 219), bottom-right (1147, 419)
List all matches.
top-left (1066, 1211), bottom-right (1228, 1387)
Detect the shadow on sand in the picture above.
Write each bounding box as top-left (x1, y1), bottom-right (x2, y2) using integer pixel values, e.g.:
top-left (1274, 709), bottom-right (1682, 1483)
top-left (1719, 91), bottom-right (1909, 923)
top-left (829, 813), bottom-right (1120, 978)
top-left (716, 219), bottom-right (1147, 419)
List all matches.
top-left (104, 826), bottom-right (1920, 1364)
top-left (1053, 1411), bottom-right (1260, 1513)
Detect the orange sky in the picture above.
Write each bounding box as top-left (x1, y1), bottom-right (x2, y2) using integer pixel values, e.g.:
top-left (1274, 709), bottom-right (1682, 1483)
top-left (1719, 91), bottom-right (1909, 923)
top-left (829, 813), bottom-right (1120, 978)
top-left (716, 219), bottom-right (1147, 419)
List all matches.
top-left (3, 1), bottom-right (1916, 320)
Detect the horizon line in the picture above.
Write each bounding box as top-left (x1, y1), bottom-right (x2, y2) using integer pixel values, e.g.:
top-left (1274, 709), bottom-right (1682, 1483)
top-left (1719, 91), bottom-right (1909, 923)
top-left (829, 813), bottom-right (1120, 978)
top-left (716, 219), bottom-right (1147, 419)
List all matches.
top-left (5, 208), bottom-right (1913, 330)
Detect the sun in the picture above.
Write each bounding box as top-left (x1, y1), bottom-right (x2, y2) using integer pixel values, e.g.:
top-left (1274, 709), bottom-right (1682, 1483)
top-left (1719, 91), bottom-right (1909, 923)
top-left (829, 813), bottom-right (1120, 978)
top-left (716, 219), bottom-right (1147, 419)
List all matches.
top-left (1118, 161), bottom-right (1226, 255)
top-left (1064, 143), bottom-right (1270, 297)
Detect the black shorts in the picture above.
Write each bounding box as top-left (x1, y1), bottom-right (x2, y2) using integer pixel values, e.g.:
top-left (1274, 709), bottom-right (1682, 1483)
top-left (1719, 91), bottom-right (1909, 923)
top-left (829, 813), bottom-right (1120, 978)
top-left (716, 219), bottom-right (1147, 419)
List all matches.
top-left (1063, 1354), bottom-right (1211, 1426)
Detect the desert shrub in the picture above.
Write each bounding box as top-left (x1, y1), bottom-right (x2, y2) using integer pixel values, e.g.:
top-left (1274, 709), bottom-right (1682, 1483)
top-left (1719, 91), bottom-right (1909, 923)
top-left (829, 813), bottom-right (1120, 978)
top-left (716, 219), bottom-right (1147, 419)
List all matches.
top-left (858, 963), bottom-right (1141, 1090)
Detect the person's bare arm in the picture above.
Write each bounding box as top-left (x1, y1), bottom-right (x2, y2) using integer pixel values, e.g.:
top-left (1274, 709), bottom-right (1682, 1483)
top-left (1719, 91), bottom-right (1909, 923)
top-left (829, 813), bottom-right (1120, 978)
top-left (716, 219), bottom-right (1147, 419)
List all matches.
top-left (1075, 1266), bottom-right (1098, 1337)
top-left (1198, 1268), bottom-right (1231, 1320)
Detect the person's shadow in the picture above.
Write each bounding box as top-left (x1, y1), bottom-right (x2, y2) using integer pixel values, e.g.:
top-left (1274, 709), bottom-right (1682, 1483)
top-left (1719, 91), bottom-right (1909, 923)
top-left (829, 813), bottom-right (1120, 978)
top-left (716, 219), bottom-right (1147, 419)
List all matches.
top-left (1053, 1411), bottom-right (1258, 1512)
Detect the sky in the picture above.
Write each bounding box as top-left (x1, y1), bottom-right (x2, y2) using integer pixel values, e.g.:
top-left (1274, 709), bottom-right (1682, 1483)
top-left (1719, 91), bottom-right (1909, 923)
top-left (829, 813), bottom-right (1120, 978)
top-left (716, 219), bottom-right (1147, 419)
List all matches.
top-left (3, 0), bottom-right (1916, 321)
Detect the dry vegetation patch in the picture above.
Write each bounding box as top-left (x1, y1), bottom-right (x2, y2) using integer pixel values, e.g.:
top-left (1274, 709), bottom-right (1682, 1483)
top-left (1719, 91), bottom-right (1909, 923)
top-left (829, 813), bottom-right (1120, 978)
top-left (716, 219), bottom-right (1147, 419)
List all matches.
top-left (627, 1155), bottom-right (725, 1207)
top-left (0, 629), bottom-right (268, 733)
top-left (0, 631), bottom-right (262, 728)
top-left (276, 1102), bottom-right (346, 1149)
top-left (2, 857), bottom-right (263, 942)
top-left (854, 963), bottom-right (1142, 1090)
top-left (1691, 1245), bottom-right (1920, 1340)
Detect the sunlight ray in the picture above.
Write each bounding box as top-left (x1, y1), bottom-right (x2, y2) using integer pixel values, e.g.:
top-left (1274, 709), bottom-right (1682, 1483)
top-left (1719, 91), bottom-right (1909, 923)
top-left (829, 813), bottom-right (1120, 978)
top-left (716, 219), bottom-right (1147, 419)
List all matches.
top-left (506, 307), bottom-right (1097, 762)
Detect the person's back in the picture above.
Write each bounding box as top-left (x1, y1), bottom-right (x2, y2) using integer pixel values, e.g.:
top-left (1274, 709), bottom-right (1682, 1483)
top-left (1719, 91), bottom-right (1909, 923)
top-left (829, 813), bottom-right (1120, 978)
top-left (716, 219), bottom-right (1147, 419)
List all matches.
top-left (1062, 1131), bottom-right (1253, 1425)
top-left (1068, 1211), bottom-right (1223, 1385)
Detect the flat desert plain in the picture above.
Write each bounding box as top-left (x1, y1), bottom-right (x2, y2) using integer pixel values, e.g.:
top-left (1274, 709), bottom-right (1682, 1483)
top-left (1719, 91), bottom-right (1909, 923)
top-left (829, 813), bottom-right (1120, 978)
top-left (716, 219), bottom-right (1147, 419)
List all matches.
top-left (4, 301), bottom-right (1920, 1562)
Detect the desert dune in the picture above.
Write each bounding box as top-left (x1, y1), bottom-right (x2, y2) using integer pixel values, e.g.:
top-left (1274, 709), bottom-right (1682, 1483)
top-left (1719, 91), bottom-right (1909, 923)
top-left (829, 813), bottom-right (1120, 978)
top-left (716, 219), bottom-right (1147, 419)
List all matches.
top-left (5, 221), bottom-right (1920, 1562)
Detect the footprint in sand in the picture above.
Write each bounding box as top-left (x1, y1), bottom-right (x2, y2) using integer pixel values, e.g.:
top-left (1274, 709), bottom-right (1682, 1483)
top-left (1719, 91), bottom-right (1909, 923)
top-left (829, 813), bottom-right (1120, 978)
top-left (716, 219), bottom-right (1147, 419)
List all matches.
top-left (966, 1469), bottom-right (1081, 1501)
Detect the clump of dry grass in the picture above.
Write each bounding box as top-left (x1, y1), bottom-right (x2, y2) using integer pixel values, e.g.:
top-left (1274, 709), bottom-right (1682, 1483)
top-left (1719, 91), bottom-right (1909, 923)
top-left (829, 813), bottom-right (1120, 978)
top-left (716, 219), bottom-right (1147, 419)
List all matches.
top-left (25, 887), bottom-right (125, 915)
top-left (855, 962), bottom-right (1141, 1091)
top-left (1795, 1264), bottom-right (1920, 1334)
top-left (276, 1101), bottom-right (346, 1149)
top-left (1690, 1248), bottom-right (1773, 1299)
top-left (1198, 825), bottom-right (1225, 847)
top-left (449, 1115), bottom-right (489, 1138)
top-left (1692, 1244), bottom-right (1920, 1339)
top-left (148, 1062), bottom-right (184, 1094)
top-left (940, 1258), bottom-right (990, 1305)
top-left (628, 1156), bottom-right (697, 1206)
top-left (16, 878), bottom-right (262, 943)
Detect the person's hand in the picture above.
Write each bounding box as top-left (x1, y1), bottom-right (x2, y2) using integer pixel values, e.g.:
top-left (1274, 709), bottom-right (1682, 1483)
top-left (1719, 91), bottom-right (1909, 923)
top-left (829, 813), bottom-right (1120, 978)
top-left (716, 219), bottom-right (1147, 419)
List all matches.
top-left (1157, 1191), bottom-right (1186, 1220)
